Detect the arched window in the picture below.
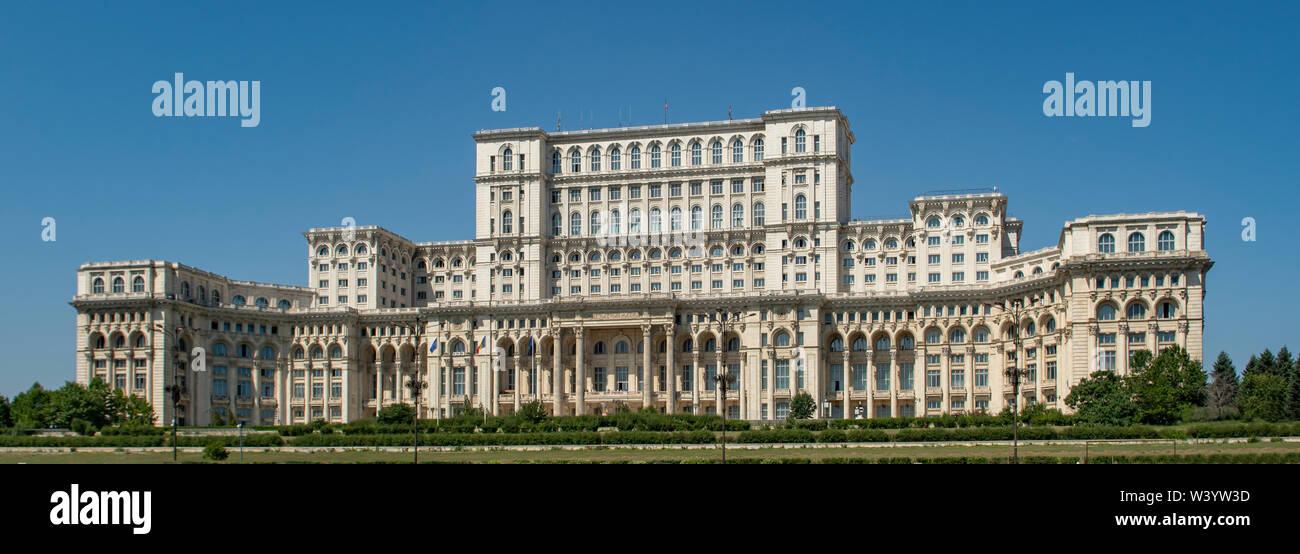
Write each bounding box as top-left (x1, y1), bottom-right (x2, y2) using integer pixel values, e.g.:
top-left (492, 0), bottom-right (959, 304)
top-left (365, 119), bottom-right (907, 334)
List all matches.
top-left (630, 146), bottom-right (641, 169)
top-left (213, 343), bottom-right (228, 356)
top-left (570, 212), bottom-right (582, 235)
top-left (650, 145), bottom-right (661, 167)
top-left (732, 139), bottom-right (744, 163)
top-left (609, 210), bottom-right (621, 233)
top-left (711, 140), bottom-right (723, 164)
top-left (1098, 233), bottom-right (1115, 253)
top-left (112, 334), bottom-right (125, 348)
top-left (292, 347), bottom-right (304, 360)
top-left (589, 211), bottom-right (601, 234)
top-left (92, 277), bottom-right (104, 294)
top-left (131, 276), bottom-right (145, 293)
top-left (1024, 321), bottom-right (1036, 336)
top-left (925, 329), bottom-right (941, 344)
top-left (1127, 232), bottom-right (1145, 252)
top-left (1045, 317), bottom-right (1057, 332)
top-left (975, 214), bottom-right (989, 226)
top-left (670, 143), bottom-right (681, 166)
top-left (237, 344), bottom-right (252, 358)
top-left (552, 213), bottom-right (563, 236)
top-left (864, 239), bottom-right (876, 250)
top-left (704, 338), bottom-right (717, 352)
top-left (690, 142), bottom-right (701, 165)
top-left (610, 147), bottom-right (621, 170)
top-left (753, 202), bottom-right (765, 225)
top-left (356, 244), bottom-right (367, 255)
top-left (452, 341), bottom-right (466, 354)
top-left (588, 251), bottom-right (600, 262)
top-left (731, 245), bottom-right (744, 256)
top-left (212, 290), bottom-right (220, 305)
top-left (950, 328), bottom-right (966, 343)
top-left (1097, 303), bottom-right (1118, 321)
top-left (649, 208), bottom-right (662, 232)
top-left (885, 238), bottom-right (898, 249)
top-left (973, 328), bottom-right (990, 343)
top-left (310, 345), bottom-right (324, 359)
top-left (629, 209), bottom-right (642, 233)
top-left (134, 335), bottom-right (147, 348)
top-left (682, 339), bottom-right (694, 352)
top-left (615, 341), bottom-right (629, 354)
top-left (502, 148), bottom-right (513, 171)
top-left (1157, 301), bottom-right (1176, 318)
top-left (794, 195), bottom-right (807, 219)
top-left (773, 332), bottom-right (791, 347)
top-left (1127, 303), bottom-right (1147, 320)
top-left (670, 207), bottom-right (683, 231)
top-left (899, 336), bottom-right (915, 350)
top-left (727, 337), bottom-right (740, 351)
top-left (1158, 231), bottom-right (1175, 251)
top-left (570, 150), bottom-right (581, 173)
top-left (753, 138), bottom-right (764, 161)
top-left (593, 341), bottom-right (606, 354)
top-left (590, 148), bottom-right (601, 171)
top-left (232, 295), bottom-right (246, 306)
top-left (952, 216), bottom-right (965, 227)
top-left (552, 150), bottom-right (561, 173)
top-left (316, 245), bottom-right (329, 256)
top-left (732, 204), bottom-right (744, 227)
top-left (336, 245), bottom-right (348, 256)
top-left (255, 297), bottom-right (269, 308)
top-left (829, 337), bottom-right (844, 352)
top-left (711, 205), bottom-right (723, 228)
top-left (111, 277), bottom-right (124, 293)
top-left (648, 248), bottom-right (662, 260)
top-left (501, 210), bottom-right (513, 233)
top-left (852, 337), bottom-right (867, 351)
top-left (260, 346), bottom-right (276, 359)
top-left (875, 337), bottom-right (891, 350)
top-left (927, 217), bottom-right (941, 228)
top-left (794, 129), bottom-right (806, 152)
top-left (690, 206), bottom-right (702, 230)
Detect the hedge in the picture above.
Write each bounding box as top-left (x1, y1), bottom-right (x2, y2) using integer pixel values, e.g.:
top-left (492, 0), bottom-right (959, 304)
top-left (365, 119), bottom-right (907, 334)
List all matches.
top-left (289, 430), bottom-right (716, 447)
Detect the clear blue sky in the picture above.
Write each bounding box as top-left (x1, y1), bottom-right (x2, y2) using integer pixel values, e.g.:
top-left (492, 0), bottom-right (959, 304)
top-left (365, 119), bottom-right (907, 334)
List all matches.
top-left (1, 1), bottom-right (1295, 396)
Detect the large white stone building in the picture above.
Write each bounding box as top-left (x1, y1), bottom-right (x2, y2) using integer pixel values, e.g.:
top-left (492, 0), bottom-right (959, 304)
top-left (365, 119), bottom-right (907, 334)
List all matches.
top-left (70, 107), bottom-right (1212, 426)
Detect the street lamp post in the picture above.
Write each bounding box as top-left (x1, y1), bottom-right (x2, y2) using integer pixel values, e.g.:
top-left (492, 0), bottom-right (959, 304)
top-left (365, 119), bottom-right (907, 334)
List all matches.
top-left (406, 376), bottom-right (427, 464)
top-left (1002, 300), bottom-right (1027, 464)
top-left (155, 324), bottom-right (186, 462)
top-left (237, 422), bottom-right (244, 462)
top-left (389, 316), bottom-right (427, 464)
top-left (711, 369), bottom-right (737, 464)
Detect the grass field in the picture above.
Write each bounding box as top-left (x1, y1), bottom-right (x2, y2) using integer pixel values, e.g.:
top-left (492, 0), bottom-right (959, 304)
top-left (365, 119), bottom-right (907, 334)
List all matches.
top-left (4, 440), bottom-right (1298, 464)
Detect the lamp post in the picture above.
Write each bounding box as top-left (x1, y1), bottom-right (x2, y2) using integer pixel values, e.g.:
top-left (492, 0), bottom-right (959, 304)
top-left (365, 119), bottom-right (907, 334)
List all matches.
top-left (237, 422), bottom-right (244, 462)
top-left (155, 323), bottom-right (186, 462)
top-left (711, 368), bottom-right (737, 464)
top-left (406, 376), bottom-right (428, 464)
top-left (1002, 300), bottom-right (1028, 464)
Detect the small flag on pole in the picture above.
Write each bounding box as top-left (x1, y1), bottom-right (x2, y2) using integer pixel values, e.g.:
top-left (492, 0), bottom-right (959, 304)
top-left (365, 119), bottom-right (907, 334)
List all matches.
top-left (429, 338), bottom-right (438, 353)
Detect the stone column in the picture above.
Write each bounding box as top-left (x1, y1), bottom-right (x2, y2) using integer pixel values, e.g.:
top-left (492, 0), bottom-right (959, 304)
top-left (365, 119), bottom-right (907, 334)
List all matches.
top-left (431, 346), bottom-right (442, 420)
top-left (715, 350), bottom-right (725, 417)
top-left (642, 324), bottom-right (654, 409)
top-left (940, 345), bottom-right (950, 415)
top-left (575, 327), bottom-right (586, 415)
top-left (692, 351), bottom-right (702, 413)
top-left (842, 348), bottom-right (852, 420)
top-left (865, 349), bottom-right (874, 418)
top-left (552, 331), bottom-right (564, 416)
top-left (665, 323), bottom-right (677, 414)
top-left (890, 349), bottom-right (899, 418)
top-left (513, 354), bottom-right (522, 413)
top-left (765, 347), bottom-right (776, 421)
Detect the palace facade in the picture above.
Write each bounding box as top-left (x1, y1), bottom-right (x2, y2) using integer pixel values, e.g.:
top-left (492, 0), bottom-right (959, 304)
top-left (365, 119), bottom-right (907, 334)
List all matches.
top-left (70, 107), bottom-right (1212, 426)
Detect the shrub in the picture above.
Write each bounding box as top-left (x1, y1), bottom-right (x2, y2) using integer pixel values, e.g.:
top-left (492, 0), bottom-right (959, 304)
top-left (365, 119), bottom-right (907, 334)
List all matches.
top-left (815, 429), bottom-right (847, 443)
top-left (202, 440), bottom-right (229, 461)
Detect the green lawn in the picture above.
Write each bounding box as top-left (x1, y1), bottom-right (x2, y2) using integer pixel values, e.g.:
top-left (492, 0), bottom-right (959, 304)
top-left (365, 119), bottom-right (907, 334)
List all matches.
top-left (4, 440), bottom-right (1297, 464)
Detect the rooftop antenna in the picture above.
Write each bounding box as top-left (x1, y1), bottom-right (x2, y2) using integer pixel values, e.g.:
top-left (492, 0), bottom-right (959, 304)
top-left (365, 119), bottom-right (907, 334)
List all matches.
top-left (556, 111), bottom-right (562, 131)
top-left (728, 105), bottom-right (733, 121)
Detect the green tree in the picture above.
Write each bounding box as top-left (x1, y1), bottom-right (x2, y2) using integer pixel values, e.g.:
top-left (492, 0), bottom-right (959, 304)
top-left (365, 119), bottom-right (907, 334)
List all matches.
top-left (1065, 371), bottom-right (1139, 426)
top-left (203, 440), bottom-right (230, 461)
top-left (0, 394), bottom-right (11, 428)
top-left (516, 400), bottom-right (548, 423)
top-left (1128, 346), bottom-right (1207, 425)
top-left (1206, 351), bottom-right (1239, 419)
top-left (109, 388), bottom-right (156, 426)
top-left (1239, 372), bottom-right (1288, 422)
top-left (788, 392), bottom-right (815, 420)
top-left (10, 382), bottom-right (55, 428)
top-left (378, 403), bottom-right (415, 425)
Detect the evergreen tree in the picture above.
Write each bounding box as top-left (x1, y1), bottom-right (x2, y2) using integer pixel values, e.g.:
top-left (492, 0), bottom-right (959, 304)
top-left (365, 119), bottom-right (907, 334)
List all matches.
top-left (1243, 354), bottom-right (1260, 378)
top-left (0, 394), bottom-right (11, 428)
top-left (1207, 351), bottom-right (1239, 419)
top-left (788, 392), bottom-right (816, 420)
top-left (1240, 372), bottom-right (1288, 422)
top-left (1258, 349), bottom-right (1278, 377)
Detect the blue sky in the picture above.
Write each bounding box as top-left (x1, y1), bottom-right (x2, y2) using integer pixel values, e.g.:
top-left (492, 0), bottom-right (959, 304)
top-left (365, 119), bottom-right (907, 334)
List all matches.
top-left (0, 1), bottom-right (1295, 396)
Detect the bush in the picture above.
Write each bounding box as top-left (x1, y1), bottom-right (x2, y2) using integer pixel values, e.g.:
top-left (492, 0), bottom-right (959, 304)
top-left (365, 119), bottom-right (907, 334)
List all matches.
top-left (734, 429), bottom-right (815, 443)
top-left (70, 418), bottom-right (96, 436)
top-left (845, 429), bottom-right (890, 442)
top-left (202, 440), bottom-right (229, 461)
top-left (815, 429), bottom-right (847, 443)
top-left (377, 404), bottom-right (415, 425)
